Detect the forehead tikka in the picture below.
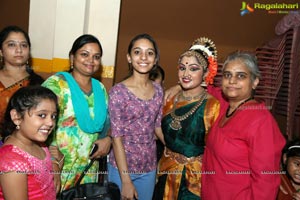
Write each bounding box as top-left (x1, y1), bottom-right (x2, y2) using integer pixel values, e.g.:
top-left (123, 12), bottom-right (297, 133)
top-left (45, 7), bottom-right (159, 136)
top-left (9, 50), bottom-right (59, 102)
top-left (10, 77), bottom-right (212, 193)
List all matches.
top-left (179, 51), bottom-right (207, 69)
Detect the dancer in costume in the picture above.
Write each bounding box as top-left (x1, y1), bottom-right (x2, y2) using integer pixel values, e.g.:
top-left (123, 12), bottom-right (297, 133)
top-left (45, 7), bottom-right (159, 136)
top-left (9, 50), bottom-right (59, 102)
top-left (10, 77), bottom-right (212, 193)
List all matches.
top-left (154, 37), bottom-right (220, 200)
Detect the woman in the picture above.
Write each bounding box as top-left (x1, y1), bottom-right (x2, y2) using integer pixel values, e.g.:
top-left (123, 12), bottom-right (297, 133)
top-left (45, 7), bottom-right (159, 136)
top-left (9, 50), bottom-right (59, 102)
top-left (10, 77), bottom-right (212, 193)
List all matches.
top-left (108, 33), bottom-right (164, 200)
top-left (201, 51), bottom-right (286, 199)
top-left (42, 34), bottom-right (112, 191)
top-left (0, 25), bottom-right (44, 141)
top-left (154, 37), bottom-right (220, 200)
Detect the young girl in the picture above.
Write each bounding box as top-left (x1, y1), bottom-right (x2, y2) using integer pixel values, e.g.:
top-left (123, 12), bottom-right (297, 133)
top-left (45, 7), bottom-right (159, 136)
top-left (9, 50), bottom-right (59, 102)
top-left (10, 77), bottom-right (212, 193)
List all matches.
top-left (277, 139), bottom-right (300, 200)
top-left (0, 85), bottom-right (58, 200)
top-left (108, 33), bottom-right (164, 200)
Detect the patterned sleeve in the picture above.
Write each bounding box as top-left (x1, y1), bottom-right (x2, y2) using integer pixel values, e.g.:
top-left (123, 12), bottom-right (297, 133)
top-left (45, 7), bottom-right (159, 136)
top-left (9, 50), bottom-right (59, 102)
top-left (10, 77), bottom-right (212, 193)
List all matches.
top-left (42, 74), bottom-right (67, 146)
top-left (0, 146), bottom-right (30, 173)
top-left (108, 84), bottom-right (127, 137)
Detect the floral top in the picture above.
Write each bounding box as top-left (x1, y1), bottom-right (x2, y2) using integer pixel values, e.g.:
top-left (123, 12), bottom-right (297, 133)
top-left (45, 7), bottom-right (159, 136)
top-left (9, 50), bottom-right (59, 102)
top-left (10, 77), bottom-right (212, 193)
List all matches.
top-left (108, 82), bottom-right (163, 172)
top-left (42, 74), bottom-right (108, 190)
top-left (0, 145), bottom-right (55, 200)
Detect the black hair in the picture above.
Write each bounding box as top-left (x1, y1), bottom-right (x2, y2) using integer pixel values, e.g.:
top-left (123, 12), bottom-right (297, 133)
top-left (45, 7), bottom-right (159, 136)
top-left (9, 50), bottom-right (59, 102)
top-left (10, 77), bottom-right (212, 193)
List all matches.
top-left (0, 86), bottom-right (58, 141)
top-left (149, 65), bottom-right (165, 82)
top-left (281, 139), bottom-right (300, 171)
top-left (283, 139), bottom-right (300, 158)
top-left (68, 34), bottom-right (103, 73)
top-left (0, 25), bottom-right (43, 84)
top-left (126, 33), bottom-right (160, 78)
top-left (69, 34), bottom-right (103, 57)
top-left (0, 25), bottom-right (31, 49)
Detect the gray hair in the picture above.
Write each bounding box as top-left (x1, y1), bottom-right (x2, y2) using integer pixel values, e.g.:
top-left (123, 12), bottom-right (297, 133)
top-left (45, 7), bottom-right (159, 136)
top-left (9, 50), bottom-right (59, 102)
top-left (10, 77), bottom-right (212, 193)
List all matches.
top-left (222, 51), bottom-right (260, 82)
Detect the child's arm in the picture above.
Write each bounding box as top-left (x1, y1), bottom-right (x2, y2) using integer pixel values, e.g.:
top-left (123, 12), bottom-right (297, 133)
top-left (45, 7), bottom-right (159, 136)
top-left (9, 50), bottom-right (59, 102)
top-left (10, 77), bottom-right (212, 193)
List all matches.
top-left (0, 172), bottom-right (28, 200)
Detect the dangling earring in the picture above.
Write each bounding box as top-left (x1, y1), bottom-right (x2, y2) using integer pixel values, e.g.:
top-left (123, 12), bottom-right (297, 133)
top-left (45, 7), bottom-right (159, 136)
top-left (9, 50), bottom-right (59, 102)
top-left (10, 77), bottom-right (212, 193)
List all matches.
top-left (201, 71), bottom-right (208, 87)
top-left (70, 61), bottom-right (74, 70)
top-left (201, 81), bottom-right (207, 87)
top-left (16, 125), bottom-right (20, 130)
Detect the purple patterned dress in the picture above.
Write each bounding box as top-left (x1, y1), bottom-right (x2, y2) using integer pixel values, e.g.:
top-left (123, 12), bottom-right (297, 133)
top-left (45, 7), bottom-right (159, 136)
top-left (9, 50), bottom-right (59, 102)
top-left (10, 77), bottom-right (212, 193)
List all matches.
top-left (108, 82), bottom-right (163, 173)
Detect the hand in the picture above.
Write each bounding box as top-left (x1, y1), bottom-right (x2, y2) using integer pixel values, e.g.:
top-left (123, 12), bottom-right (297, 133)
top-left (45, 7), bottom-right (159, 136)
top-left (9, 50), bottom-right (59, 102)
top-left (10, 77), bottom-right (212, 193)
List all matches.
top-left (52, 163), bottom-right (61, 194)
top-left (293, 190), bottom-right (300, 200)
top-left (49, 145), bottom-right (64, 163)
top-left (49, 145), bottom-right (64, 169)
top-left (90, 137), bottom-right (112, 159)
top-left (279, 184), bottom-right (288, 195)
top-left (164, 84), bottom-right (181, 105)
top-left (121, 181), bottom-right (138, 200)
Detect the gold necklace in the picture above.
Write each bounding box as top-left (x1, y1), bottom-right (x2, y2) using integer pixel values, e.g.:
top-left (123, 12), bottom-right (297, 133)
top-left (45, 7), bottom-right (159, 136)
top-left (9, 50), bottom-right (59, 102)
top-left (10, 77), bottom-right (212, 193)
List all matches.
top-left (170, 91), bottom-right (207, 130)
top-left (180, 92), bottom-right (205, 101)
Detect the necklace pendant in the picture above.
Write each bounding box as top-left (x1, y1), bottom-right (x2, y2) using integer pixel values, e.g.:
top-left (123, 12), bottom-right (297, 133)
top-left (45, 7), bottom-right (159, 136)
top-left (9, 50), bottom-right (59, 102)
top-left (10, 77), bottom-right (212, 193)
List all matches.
top-left (170, 119), bottom-right (182, 130)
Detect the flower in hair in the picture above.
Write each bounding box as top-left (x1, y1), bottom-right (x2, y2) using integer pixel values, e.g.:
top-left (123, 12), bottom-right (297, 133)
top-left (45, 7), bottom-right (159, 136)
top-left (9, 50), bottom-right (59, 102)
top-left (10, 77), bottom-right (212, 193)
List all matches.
top-left (189, 37), bottom-right (218, 85)
top-left (205, 57), bottom-right (218, 84)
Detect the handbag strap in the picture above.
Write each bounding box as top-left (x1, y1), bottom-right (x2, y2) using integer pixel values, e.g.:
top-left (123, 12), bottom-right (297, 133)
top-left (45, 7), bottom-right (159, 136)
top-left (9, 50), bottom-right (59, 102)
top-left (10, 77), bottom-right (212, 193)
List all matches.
top-left (98, 156), bottom-right (108, 186)
top-left (75, 158), bottom-right (96, 187)
top-left (74, 156), bottom-right (108, 187)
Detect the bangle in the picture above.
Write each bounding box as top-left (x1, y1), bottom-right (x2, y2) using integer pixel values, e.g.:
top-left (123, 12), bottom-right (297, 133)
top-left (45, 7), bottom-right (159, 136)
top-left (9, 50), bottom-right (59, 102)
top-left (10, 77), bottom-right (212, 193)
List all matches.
top-left (51, 155), bottom-right (65, 166)
top-left (107, 135), bottom-right (113, 143)
top-left (57, 155), bottom-right (65, 165)
top-left (52, 160), bottom-right (60, 166)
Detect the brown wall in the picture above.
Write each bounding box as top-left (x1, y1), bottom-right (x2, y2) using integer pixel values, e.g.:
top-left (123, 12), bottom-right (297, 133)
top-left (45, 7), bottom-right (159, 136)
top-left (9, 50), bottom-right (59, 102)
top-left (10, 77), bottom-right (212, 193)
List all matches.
top-left (114, 0), bottom-right (297, 89)
top-left (0, 0), bottom-right (30, 32)
top-left (1, 0), bottom-right (294, 90)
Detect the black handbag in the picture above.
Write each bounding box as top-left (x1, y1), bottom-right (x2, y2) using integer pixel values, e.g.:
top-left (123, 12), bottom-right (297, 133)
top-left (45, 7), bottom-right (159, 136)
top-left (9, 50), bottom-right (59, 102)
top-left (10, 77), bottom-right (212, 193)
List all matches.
top-left (58, 157), bottom-right (120, 200)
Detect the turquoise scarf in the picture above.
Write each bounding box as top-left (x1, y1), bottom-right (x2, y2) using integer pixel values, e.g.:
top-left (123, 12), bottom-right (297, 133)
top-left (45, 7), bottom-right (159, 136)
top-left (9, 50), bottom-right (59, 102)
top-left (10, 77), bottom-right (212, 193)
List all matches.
top-left (57, 72), bottom-right (107, 134)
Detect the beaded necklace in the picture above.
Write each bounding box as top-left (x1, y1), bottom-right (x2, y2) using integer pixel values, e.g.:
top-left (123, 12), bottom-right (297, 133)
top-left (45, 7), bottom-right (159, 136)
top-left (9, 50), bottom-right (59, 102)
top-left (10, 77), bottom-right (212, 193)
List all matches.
top-left (170, 91), bottom-right (207, 130)
top-left (225, 97), bottom-right (253, 118)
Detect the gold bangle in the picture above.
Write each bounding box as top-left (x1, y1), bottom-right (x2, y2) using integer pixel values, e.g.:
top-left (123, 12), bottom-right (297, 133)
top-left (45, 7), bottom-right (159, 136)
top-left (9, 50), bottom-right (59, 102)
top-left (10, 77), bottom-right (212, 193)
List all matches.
top-left (57, 155), bottom-right (65, 165)
top-left (52, 160), bottom-right (60, 166)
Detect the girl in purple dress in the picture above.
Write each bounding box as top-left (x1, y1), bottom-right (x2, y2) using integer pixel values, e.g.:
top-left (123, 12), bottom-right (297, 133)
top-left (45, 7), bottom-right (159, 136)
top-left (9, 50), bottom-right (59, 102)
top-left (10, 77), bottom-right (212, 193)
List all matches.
top-left (108, 33), bottom-right (164, 200)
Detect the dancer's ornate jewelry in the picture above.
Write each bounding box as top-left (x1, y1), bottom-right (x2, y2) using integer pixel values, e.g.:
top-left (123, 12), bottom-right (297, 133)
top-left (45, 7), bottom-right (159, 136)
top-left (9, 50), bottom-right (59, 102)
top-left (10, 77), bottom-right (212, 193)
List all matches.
top-left (170, 91), bottom-right (207, 130)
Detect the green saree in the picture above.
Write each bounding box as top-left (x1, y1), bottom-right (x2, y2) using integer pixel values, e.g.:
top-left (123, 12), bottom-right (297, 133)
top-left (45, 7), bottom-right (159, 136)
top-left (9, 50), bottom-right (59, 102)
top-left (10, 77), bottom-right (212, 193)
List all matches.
top-left (155, 94), bottom-right (219, 200)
